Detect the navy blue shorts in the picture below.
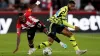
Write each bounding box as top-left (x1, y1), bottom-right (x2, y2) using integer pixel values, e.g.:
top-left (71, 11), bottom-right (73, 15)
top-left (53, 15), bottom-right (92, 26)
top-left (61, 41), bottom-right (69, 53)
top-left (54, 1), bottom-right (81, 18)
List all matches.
top-left (27, 21), bottom-right (46, 40)
top-left (49, 23), bottom-right (65, 35)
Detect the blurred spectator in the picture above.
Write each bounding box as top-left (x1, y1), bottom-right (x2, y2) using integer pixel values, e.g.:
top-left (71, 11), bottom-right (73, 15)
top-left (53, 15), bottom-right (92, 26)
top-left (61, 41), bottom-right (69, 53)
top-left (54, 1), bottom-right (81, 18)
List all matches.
top-left (7, 4), bottom-right (15, 9)
top-left (8, 0), bottom-right (15, 10)
top-left (29, 0), bottom-right (41, 12)
top-left (74, 0), bottom-right (80, 9)
top-left (14, 0), bottom-right (30, 12)
top-left (84, 2), bottom-right (95, 12)
top-left (8, 0), bottom-right (15, 4)
top-left (19, 0), bottom-right (41, 12)
top-left (59, 0), bottom-right (68, 7)
top-left (52, 0), bottom-right (61, 10)
top-left (33, 6), bottom-right (41, 12)
top-left (47, 0), bottom-right (52, 10)
top-left (52, 0), bottom-right (69, 10)
top-left (20, 0), bottom-right (30, 4)
top-left (0, 0), bottom-right (8, 8)
top-left (0, 0), bottom-right (70, 11)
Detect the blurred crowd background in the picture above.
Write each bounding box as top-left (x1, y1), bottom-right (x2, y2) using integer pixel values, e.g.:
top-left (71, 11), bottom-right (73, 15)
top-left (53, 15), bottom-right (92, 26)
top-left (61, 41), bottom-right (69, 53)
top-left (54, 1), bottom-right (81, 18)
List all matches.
top-left (0, 0), bottom-right (100, 12)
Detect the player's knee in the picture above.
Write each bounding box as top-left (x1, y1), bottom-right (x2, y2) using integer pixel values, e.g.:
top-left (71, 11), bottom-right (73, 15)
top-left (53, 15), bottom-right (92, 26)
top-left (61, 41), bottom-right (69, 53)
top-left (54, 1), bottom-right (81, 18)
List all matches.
top-left (64, 32), bottom-right (73, 37)
top-left (48, 33), bottom-right (56, 38)
top-left (48, 37), bottom-right (54, 43)
top-left (68, 33), bottom-right (73, 37)
top-left (63, 29), bottom-right (73, 37)
top-left (49, 42), bottom-right (53, 46)
top-left (43, 28), bottom-right (49, 35)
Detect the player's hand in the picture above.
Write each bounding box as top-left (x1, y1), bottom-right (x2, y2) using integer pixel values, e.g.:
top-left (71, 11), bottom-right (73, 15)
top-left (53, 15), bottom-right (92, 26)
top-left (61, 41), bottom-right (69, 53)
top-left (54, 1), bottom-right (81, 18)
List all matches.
top-left (75, 26), bottom-right (80, 31)
top-left (36, 1), bottom-right (41, 5)
top-left (13, 47), bottom-right (19, 54)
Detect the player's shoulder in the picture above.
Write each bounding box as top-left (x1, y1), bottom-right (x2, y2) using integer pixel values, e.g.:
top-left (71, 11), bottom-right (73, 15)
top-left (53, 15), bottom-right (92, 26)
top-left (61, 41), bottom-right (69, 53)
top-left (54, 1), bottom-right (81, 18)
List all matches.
top-left (61, 6), bottom-right (68, 10)
top-left (24, 8), bottom-right (32, 17)
top-left (59, 6), bottom-right (68, 12)
top-left (25, 8), bottom-right (32, 14)
top-left (28, 8), bottom-right (31, 11)
top-left (27, 8), bottom-right (32, 12)
top-left (63, 6), bottom-right (68, 8)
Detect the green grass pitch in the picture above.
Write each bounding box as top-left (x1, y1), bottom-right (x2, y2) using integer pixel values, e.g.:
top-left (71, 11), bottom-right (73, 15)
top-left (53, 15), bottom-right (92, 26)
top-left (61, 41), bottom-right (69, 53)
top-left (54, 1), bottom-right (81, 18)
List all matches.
top-left (0, 33), bottom-right (100, 56)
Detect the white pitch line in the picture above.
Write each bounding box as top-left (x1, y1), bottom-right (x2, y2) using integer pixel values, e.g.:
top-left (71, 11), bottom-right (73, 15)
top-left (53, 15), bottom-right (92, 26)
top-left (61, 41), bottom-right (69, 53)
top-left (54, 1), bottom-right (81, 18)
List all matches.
top-left (0, 50), bottom-right (100, 53)
top-left (80, 36), bottom-right (100, 39)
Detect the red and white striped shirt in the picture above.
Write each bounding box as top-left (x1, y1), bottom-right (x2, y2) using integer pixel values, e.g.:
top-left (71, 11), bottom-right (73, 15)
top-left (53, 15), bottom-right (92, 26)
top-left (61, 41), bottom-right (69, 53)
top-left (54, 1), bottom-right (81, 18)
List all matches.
top-left (16, 16), bottom-right (39, 29)
top-left (16, 8), bottom-right (39, 35)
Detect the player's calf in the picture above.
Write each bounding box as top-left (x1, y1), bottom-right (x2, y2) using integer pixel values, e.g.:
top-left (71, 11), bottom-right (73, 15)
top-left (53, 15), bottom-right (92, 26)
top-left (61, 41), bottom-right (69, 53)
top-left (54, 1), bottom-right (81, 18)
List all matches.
top-left (61, 27), bottom-right (73, 37)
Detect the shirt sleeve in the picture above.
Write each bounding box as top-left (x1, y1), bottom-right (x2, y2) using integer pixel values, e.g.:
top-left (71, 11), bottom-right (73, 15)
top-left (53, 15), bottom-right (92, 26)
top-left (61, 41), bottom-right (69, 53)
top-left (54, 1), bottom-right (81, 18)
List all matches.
top-left (55, 6), bottom-right (68, 19)
top-left (62, 20), bottom-right (75, 29)
top-left (24, 9), bottom-right (32, 17)
top-left (48, 6), bottom-right (68, 25)
top-left (16, 20), bottom-right (21, 35)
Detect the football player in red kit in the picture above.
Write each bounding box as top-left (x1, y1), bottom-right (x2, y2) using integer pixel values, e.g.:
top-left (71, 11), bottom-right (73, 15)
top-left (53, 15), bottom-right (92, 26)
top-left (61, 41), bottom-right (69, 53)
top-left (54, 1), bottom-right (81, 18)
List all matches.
top-left (13, 1), bottom-right (67, 55)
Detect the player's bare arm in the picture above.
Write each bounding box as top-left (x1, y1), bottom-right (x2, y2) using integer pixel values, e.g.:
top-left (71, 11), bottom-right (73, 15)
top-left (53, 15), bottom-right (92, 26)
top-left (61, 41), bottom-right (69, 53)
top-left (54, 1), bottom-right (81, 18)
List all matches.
top-left (13, 28), bottom-right (21, 53)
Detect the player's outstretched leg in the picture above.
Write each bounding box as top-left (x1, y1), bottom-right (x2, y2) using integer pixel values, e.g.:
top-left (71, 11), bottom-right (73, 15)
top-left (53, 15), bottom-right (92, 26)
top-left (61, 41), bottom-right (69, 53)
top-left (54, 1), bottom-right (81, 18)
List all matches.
top-left (36, 37), bottom-right (67, 50)
top-left (28, 41), bottom-right (51, 55)
top-left (43, 28), bottom-right (67, 49)
top-left (36, 41), bottom-right (52, 50)
top-left (27, 40), bottom-right (36, 55)
top-left (48, 33), bottom-right (67, 49)
top-left (61, 28), bottom-right (87, 56)
top-left (69, 35), bottom-right (87, 56)
top-left (27, 37), bottom-right (67, 55)
top-left (27, 33), bottom-right (36, 55)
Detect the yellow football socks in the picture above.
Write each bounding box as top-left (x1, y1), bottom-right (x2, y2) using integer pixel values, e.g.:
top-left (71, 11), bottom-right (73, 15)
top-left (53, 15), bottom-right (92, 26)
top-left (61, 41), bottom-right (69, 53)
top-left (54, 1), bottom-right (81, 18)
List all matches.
top-left (36, 41), bottom-right (52, 50)
top-left (69, 35), bottom-right (79, 51)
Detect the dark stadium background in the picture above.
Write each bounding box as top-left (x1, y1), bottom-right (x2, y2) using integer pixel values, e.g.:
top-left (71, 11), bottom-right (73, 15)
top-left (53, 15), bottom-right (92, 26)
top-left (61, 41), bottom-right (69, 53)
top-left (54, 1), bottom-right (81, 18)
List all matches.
top-left (0, 0), bottom-right (100, 56)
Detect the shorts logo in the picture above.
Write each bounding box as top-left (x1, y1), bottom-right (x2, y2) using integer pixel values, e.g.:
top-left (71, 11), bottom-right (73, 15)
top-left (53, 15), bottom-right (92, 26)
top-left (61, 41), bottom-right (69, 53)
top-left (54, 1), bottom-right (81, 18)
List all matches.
top-left (28, 35), bottom-right (31, 38)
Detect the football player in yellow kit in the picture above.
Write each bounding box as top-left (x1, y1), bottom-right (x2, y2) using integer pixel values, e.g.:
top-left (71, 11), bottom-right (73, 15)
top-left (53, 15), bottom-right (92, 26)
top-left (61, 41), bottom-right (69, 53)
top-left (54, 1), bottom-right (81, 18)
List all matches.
top-left (47, 1), bottom-right (87, 56)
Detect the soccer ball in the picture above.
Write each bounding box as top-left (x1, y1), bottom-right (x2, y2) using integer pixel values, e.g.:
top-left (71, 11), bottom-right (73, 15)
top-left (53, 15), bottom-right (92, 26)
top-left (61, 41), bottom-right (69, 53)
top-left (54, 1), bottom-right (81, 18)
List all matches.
top-left (43, 47), bottom-right (52, 56)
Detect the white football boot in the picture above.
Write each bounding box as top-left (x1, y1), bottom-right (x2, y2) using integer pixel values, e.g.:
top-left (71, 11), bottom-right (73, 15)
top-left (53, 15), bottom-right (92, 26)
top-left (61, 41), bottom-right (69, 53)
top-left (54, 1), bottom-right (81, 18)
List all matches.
top-left (60, 42), bottom-right (67, 49)
top-left (76, 49), bottom-right (87, 56)
top-left (27, 48), bottom-right (36, 55)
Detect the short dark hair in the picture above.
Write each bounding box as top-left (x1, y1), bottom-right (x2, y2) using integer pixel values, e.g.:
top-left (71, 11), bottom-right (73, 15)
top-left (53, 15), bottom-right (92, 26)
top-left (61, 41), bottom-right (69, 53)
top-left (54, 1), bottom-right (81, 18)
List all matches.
top-left (18, 13), bottom-right (24, 16)
top-left (68, 1), bottom-right (75, 4)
